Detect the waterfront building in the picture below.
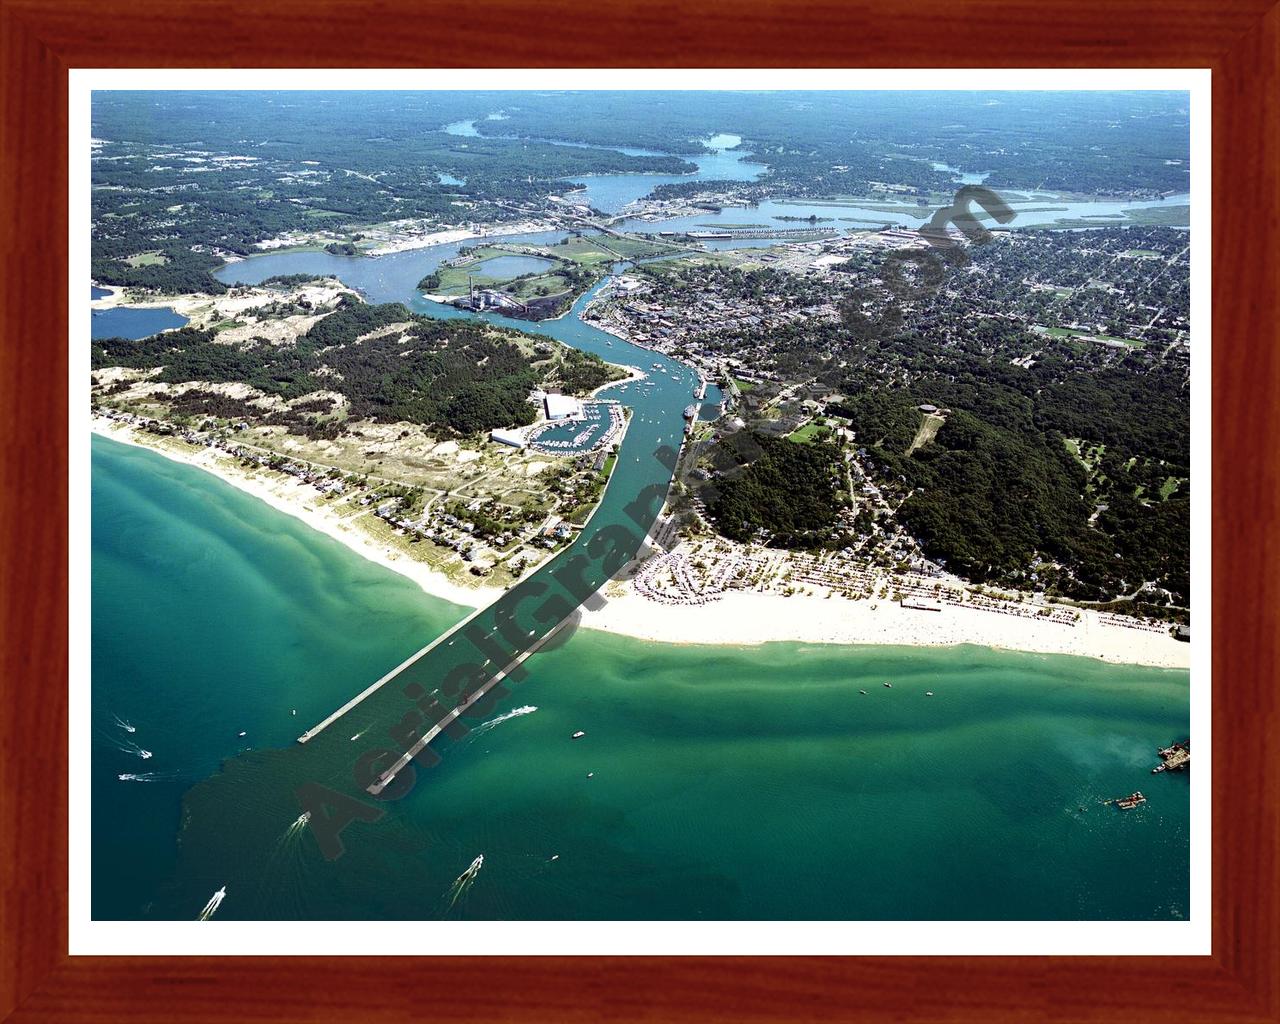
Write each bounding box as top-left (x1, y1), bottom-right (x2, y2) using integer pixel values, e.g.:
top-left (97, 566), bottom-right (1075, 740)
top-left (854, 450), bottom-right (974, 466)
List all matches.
top-left (544, 393), bottom-right (585, 421)
top-left (490, 428), bottom-right (528, 449)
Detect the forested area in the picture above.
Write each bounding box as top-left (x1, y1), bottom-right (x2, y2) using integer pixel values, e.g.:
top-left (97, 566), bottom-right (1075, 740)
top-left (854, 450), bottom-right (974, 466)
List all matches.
top-left (90, 92), bottom-right (696, 295)
top-left (91, 245), bottom-right (230, 295)
top-left (91, 301), bottom-right (601, 437)
top-left (831, 361), bottom-right (1189, 604)
top-left (660, 225), bottom-right (1190, 604)
top-left (707, 433), bottom-right (846, 549)
top-left (89, 92), bottom-right (1189, 297)
top-left (469, 91), bottom-right (1189, 198)
top-left (552, 349), bottom-right (621, 395)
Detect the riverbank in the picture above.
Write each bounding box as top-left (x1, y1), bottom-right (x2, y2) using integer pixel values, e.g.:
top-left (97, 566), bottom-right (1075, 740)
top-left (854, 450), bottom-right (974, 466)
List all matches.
top-left (92, 417), bottom-right (1190, 669)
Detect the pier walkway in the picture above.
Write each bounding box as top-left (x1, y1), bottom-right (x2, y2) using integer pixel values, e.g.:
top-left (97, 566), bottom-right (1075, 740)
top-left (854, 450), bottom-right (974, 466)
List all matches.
top-left (296, 603), bottom-right (487, 744)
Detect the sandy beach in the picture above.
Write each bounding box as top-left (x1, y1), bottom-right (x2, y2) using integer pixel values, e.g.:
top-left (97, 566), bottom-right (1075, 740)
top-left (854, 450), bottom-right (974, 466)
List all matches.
top-left (583, 589), bottom-right (1190, 668)
top-left (364, 218), bottom-right (562, 256)
top-left (364, 227), bottom-right (477, 256)
top-left (92, 418), bottom-right (1191, 670)
top-left (93, 418), bottom-right (494, 611)
top-left (90, 279), bottom-right (350, 323)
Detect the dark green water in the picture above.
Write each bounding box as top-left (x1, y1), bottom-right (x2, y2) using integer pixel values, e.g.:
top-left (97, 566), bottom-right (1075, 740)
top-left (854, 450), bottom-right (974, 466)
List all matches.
top-left (93, 435), bottom-right (1190, 921)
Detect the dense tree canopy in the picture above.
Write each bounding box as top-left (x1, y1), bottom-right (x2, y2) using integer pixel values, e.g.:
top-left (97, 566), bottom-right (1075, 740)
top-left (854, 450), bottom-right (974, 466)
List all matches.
top-left (708, 433), bottom-right (846, 549)
top-left (91, 301), bottom-right (607, 437)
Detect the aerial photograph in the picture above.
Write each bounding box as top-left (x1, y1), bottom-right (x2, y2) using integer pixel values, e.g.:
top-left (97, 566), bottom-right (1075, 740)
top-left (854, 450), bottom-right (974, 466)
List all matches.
top-left (89, 87), bottom-right (1193, 923)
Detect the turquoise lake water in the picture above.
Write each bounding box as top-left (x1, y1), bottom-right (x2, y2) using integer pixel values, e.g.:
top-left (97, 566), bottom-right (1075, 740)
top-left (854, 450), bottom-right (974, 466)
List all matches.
top-left (93, 435), bottom-right (1190, 921)
top-left (92, 435), bottom-right (467, 914)
top-left (94, 141), bottom-right (1192, 922)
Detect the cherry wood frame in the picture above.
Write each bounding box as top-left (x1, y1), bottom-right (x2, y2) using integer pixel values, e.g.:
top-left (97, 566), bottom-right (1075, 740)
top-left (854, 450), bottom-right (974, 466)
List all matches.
top-left (2, 0), bottom-right (1277, 1020)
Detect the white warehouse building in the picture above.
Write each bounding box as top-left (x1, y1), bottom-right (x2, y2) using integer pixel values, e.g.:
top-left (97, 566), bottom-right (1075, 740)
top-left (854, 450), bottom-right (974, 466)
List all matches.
top-left (543, 393), bottom-right (585, 421)
top-left (490, 428), bottom-right (528, 449)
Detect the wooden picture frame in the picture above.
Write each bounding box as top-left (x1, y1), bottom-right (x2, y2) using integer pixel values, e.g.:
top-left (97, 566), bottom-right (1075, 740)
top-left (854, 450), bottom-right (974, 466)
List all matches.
top-left (2, 1), bottom-right (1275, 1019)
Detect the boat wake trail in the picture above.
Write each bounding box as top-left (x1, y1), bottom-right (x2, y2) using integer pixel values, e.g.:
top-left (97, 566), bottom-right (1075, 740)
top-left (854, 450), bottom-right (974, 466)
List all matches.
top-left (98, 723), bottom-right (152, 759)
top-left (468, 705), bottom-right (538, 738)
top-left (280, 811), bottom-right (311, 843)
top-left (251, 812), bottom-right (316, 917)
top-left (104, 734), bottom-right (153, 759)
top-left (117, 771), bottom-right (177, 782)
top-left (113, 714), bottom-right (136, 734)
top-left (443, 854), bottom-right (484, 913)
top-left (197, 886), bottom-right (226, 921)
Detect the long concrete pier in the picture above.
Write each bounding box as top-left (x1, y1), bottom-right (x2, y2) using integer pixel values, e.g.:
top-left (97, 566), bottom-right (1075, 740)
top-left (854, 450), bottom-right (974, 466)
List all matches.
top-left (365, 619), bottom-right (571, 796)
top-left (298, 413), bottom-right (636, 749)
top-left (295, 603), bottom-right (487, 744)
